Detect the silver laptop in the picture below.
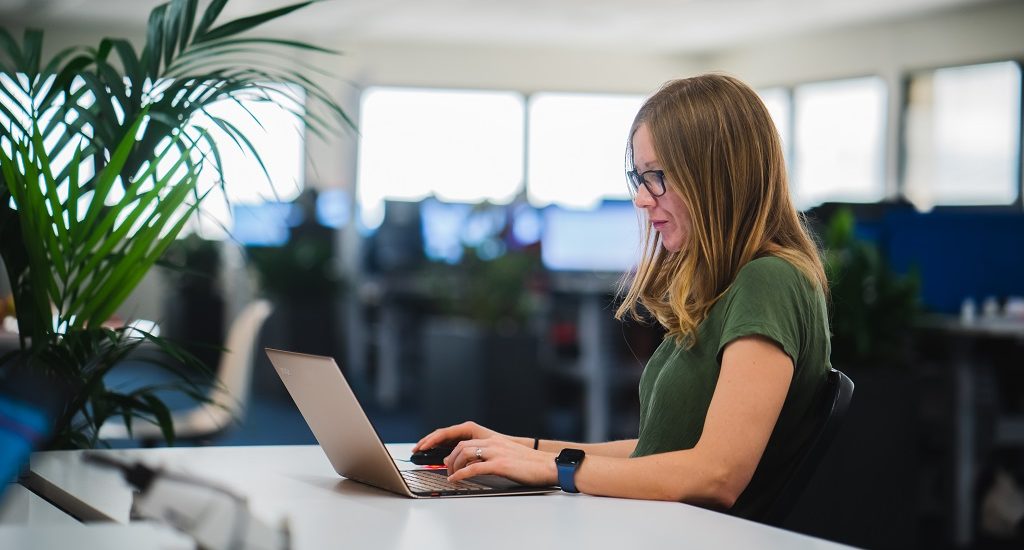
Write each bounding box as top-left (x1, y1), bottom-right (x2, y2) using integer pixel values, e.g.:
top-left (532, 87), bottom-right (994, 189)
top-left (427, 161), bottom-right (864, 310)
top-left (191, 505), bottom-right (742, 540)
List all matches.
top-left (266, 348), bottom-right (557, 498)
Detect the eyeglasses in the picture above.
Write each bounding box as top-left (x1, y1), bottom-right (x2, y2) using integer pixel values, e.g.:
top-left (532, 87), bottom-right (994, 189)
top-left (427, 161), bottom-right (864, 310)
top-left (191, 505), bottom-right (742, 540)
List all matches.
top-left (626, 169), bottom-right (667, 197)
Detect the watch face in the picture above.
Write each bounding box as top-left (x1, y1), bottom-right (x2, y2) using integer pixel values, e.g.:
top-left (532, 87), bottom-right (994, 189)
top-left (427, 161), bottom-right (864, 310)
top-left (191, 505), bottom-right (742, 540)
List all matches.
top-left (556, 448), bottom-right (585, 465)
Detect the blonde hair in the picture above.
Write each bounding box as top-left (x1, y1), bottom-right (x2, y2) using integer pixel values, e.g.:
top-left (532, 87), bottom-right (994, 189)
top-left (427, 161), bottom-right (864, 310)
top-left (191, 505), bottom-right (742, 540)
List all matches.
top-left (615, 73), bottom-right (827, 346)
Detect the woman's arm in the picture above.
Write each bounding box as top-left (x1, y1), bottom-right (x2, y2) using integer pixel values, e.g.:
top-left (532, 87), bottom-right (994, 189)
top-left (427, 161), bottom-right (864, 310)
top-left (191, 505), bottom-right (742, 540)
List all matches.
top-left (524, 437), bottom-right (637, 458)
top-left (446, 335), bottom-right (793, 508)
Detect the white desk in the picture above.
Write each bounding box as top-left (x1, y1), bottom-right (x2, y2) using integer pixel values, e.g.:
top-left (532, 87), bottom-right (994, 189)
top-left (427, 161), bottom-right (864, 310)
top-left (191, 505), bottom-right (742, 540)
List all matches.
top-left (25, 444), bottom-right (855, 550)
top-left (0, 483), bottom-right (193, 549)
top-left (0, 484), bottom-right (78, 525)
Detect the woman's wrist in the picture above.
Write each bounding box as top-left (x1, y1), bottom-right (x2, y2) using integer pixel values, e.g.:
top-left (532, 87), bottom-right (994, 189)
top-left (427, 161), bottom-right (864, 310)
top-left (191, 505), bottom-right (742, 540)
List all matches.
top-left (516, 436), bottom-right (542, 450)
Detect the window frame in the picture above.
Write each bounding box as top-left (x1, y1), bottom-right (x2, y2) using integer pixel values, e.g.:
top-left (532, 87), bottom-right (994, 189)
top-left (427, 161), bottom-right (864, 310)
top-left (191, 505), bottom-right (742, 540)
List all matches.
top-left (897, 58), bottom-right (1024, 212)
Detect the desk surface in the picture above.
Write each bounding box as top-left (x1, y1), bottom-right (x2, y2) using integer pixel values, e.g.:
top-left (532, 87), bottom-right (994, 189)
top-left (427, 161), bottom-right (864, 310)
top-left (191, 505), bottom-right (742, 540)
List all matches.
top-left (918, 313), bottom-right (1024, 339)
top-left (27, 444), bottom-right (854, 550)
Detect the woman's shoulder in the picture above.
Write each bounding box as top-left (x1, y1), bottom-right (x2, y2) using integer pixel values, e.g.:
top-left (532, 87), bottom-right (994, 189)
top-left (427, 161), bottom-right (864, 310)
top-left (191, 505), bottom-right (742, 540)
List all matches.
top-left (734, 255), bottom-right (806, 288)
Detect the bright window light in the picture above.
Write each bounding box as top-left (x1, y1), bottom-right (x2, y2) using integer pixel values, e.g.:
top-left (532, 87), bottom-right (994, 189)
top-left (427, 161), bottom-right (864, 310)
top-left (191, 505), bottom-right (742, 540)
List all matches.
top-left (758, 87), bottom-right (791, 167)
top-left (904, 61), bottom-right (1022, 210)
top-left (793, 76), bottom-right (887, 209)
top-left (527, 92), bottom-right (643, 209)
top-left (357, 87), bottom-right (525, 229)
top-left (187, 84), bottom-right (306, 239)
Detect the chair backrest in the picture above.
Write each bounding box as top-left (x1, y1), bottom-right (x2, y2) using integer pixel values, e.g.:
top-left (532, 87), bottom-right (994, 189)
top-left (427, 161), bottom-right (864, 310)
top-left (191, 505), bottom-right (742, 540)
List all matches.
top-left (177, 299), bottom-right (273, 437)
top-left (761, 367), bottom-right (855, 527)
top-left (98, 299), bottom-right (274, 443)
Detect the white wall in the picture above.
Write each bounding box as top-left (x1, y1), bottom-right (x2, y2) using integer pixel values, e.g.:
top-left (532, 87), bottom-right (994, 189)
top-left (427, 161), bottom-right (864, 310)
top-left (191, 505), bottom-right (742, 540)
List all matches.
top-left (700, 0), bottom-right (1024, 87)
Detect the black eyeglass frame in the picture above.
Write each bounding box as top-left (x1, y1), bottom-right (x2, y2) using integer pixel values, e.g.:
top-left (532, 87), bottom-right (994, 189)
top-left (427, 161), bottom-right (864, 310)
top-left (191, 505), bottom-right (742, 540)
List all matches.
top-left (626, 169), bottom-right (667, 197)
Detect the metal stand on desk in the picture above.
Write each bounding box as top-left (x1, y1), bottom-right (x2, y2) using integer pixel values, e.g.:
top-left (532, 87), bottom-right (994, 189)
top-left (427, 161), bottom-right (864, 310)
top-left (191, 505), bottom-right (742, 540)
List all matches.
top-left (553, 273), bottom-right (621, 444)
top-left (953, 346), bottom-right (974, 548)
top-left (579, 292), bottom-right (612, 443)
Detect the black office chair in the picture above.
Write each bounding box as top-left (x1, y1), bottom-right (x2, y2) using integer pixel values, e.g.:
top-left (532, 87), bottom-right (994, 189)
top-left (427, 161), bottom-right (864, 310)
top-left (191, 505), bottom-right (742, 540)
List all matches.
top-left (762, 367), bottom-right (855, 527)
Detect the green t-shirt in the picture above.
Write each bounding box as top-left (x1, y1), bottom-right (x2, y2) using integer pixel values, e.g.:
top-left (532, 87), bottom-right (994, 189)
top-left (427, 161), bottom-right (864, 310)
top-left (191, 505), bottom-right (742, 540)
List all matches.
top-left (631, 255), bottom-right (831, 519)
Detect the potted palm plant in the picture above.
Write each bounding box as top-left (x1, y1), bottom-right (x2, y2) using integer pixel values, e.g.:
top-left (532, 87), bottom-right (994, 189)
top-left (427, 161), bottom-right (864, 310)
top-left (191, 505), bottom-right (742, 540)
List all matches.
top-left (0, 0), bottom-right (351, 448)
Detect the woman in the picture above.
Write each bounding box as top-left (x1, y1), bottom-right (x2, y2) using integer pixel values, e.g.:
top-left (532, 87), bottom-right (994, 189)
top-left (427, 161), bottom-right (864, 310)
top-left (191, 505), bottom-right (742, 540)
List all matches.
top-left (413, 73), bottom-right (831, 519)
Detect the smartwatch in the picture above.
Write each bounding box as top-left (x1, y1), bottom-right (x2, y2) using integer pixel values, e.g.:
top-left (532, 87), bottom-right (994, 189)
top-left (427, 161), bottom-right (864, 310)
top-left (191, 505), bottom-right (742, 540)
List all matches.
top-left (555, 448), bottom-right (586, 493)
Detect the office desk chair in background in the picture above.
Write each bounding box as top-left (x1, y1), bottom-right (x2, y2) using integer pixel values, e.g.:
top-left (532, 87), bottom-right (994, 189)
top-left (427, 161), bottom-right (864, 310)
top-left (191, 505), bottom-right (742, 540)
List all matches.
top-left (762, 368), bottom-right (855, 528)
top-left (100, 300), bottom-right (273, 446)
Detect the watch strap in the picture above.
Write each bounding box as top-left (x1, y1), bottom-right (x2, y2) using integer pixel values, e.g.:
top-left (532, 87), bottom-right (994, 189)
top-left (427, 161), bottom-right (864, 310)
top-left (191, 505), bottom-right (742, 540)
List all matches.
top-left (556, 461), bottom-right (580, 493)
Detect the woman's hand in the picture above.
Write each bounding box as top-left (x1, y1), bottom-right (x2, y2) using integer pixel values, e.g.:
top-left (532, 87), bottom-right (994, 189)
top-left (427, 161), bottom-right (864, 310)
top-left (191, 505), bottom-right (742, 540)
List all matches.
top-left (412, 421), bottom-right (506, 453)
top-left (445, 437), bottom-right (558, 487)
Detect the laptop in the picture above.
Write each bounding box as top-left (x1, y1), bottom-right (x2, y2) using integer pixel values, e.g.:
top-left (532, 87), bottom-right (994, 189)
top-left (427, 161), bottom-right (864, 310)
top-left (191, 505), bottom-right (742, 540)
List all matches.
top-left (265, 348), bottom-right (557, 498)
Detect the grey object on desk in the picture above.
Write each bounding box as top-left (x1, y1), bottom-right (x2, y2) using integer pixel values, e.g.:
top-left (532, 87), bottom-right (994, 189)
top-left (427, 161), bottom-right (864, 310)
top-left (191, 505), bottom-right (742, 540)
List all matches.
top-left (85, 452), bottom-right (289, 550)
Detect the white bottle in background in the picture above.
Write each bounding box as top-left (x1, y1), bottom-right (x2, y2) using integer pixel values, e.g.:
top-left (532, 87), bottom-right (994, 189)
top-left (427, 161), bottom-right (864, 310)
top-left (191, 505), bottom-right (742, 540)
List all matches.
top-left (1004, 297), bottom-right (1024, 320)
top-left (961, 297), bottom-right (977, 324)
top-left (982, 296), bottom-right (1000, 320)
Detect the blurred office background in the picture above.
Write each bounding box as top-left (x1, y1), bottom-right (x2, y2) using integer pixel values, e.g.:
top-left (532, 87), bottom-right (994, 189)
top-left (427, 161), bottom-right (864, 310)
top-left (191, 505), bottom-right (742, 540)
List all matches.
top-left (1, 0), bottom-right (1024, 548)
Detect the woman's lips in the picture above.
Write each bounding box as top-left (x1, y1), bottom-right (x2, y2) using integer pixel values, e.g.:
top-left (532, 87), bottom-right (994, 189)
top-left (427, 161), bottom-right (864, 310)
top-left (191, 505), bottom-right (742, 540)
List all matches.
top-left (652, 220), bottom-right (668, 230)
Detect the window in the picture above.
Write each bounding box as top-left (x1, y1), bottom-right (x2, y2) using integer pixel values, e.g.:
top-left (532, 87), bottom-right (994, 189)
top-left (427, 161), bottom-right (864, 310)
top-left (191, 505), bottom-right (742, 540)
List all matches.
top-left (904, 61), bottom-right (1022, 210)
top-left (758, 87), bottom-right (792, 167)
top-left (187, 84), bottom-right (306, 239)
top-left (792, 76), bottom-right (887, 209)
top-left (527, 93), bottom-right (644, 209)
top-left (357, 87), bottom-right (525, 229)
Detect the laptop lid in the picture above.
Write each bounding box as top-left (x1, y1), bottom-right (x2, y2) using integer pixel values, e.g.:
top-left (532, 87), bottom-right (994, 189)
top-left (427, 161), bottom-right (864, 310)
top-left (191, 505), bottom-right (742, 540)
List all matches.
top-left (266, 348), bottom-right (414, 496)
top-left (265, 348), bottom-right (554, 498)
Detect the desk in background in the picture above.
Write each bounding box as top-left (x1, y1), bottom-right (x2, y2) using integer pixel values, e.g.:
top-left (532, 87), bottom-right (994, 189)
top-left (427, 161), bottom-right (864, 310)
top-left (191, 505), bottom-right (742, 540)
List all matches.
top-left (24, 444), bottom-right (854, 550)
top-left (918, 314), bottom-right (1024, 548)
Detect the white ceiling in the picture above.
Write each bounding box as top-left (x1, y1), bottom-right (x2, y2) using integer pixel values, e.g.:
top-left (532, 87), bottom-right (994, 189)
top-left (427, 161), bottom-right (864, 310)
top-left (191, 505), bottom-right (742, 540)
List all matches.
top-left (0, 0), bottom-right (997, 54)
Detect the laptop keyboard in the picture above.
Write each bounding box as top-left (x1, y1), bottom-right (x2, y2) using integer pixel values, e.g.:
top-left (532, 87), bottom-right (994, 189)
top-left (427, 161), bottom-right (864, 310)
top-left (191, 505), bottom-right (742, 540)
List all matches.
top-left (402, 469), bottom-right (491, 494)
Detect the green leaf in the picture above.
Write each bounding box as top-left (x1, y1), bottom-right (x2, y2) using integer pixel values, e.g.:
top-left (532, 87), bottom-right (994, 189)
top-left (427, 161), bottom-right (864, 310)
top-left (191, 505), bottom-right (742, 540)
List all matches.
top-left (141, 394), bottom-right (176, 445)
top-left (175, 35), bottom-right (339, 60)
top-left (78, 111), bottom-right (147, 237)
top-left (194, 0), bottom-right (230, 41)
top-left (22, 29), bottom-right (43, 75)
top-left (0, 28), bottom-right (23, 70)
top-left (179, 0), bottom-right (199, 55)
top-left (163, 0), bottom-right (184, 70)
top-left (144, 3), bottom-right (168, 77)
top-left (196, 2), bottom-right (314, 43)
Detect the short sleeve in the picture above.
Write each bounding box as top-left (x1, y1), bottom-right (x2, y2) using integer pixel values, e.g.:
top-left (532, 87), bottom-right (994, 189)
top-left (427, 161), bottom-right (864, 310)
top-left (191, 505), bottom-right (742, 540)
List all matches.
top-left (715, 257), bottom-right (810, 368)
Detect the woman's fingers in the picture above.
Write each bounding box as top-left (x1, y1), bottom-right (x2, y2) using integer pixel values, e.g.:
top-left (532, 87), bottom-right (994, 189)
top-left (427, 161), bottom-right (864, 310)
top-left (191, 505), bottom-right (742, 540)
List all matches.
top-left (448, 459), bottom-right (493, 482)
top-left (413, 426), bottom-right (463, 452)
top-left (444, 439), bottom-right (474, 472)
top-left (413, 421), bottom-right (485, 452)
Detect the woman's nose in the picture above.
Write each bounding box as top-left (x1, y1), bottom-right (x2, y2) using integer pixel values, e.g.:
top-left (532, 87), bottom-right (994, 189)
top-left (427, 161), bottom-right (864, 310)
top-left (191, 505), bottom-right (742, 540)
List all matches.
top-left (632, 185), bottom-right (656, 208)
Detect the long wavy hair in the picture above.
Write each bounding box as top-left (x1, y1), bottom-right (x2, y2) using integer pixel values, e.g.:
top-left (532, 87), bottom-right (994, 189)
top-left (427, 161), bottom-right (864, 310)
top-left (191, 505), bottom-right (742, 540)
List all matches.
top-left (615, 74), bottom-right (827, 347)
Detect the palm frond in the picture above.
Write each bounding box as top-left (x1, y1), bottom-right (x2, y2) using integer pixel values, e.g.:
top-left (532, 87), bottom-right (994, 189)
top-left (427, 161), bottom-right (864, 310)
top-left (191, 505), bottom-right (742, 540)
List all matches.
top-left (1, 0), bottom-right (353, 449)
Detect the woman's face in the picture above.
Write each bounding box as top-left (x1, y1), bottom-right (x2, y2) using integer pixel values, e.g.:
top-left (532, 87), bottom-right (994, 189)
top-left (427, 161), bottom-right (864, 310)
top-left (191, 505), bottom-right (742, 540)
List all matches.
top-left (631, 123), bottom-right (692, 253)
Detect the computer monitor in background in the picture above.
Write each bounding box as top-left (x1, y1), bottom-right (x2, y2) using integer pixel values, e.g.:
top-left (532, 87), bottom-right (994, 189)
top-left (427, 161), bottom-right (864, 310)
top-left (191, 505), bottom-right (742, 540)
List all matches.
top-left (420, 198), bottom-right (474, 264)
top-left (366, 200), bottom-right (425, 273)
top-left (315, 189), bottom-right (351, 229)
top-left (540, 200), bottom-right (641, 273)
top-left (231, 202), bottom-right (299, 247)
